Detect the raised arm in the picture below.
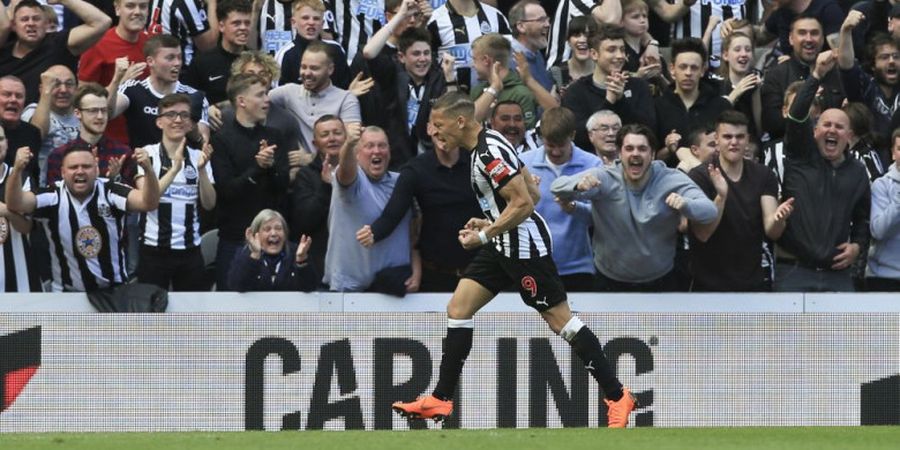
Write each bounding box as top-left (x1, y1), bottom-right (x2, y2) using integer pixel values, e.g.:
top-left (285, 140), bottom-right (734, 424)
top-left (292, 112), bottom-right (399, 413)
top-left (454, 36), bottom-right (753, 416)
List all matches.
top-left (473, 62), bottom-right (504, 124)
top-left (60, 0), bottom-right (113, 56)
top-left (646, 0), bottom-right (692, 23)
top-left (193, 0), bottom-right (220, 52)
top-left (27, 71), bottom-right (57, 139)
top-left (4, 147), bottom-right (38, 215)
top-left (837, 11), bottom-right (863, 70)
top-left (591, 0), bottom-right (621, 24)
top-left (362, 0), bottom-right (416, 59)
top-left (335, 124), bottom-right (362, 187)
top-left (126, 147), bottom-right (161, 212)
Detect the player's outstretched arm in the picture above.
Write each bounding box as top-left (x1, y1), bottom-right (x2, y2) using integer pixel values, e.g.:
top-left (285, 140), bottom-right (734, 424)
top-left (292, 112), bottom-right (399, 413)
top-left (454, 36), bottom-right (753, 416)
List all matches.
top-left (481, 174), bottom-right (534, 241)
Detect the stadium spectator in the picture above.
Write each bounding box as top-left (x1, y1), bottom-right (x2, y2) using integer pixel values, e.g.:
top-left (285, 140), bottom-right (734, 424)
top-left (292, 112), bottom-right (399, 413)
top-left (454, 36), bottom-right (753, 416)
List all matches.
top-left (274, 0), bottom-right (350, 88)
top-left (716, 32), bottom-right (762, 143)
top-left (392, 92), bottom-right (637, 428)
top-left (355, 125), bottom-right (482, 293)
top-left (0, 124), bottom-right (41, 292)
top-left (546, 0), bottom-right (630, 68)
top-left (228, 208), bottom-right (317, 291)
top-left (0, 0), bottom-right (111, 104)
top-left (326, 125), bottom-right (415, 293)
top-left (619, 0), bottom-right (669, 90)
top-left (77, 0), bottom-right (152, 146)
top-left (548, 15), bottom-right (593, 99)
top-left (269, 41), bottom-right (361, 160)
top-left (4, 141), bottom-right (159, 292)
top-left (562, 25), bottom-right (656, 154)
top-left (551, 124), bottom-right (717, 292)
top-left (843, 102), bottom-right (888, 181)
top-left (585, 109), bottom-right (621, 165)
top-left (182, 0), bottom-right (254, 105)
top-left (211, 73), bottom-right (290, 290)
top-left (470, 33), bottom-right (537, 129)
top-left (288, 115), bottom-right (344, 280)
top-left (837, 11), bottom-right (900, 142)
top-left (654, 38), bottom-right (732, 164)
top-left (759, 16), bottom-right (844, 141)
top-left (688, 110), bottom-right (794, 292)
top-left (0, 76), bottom-right (42, 188)
top-left (109, 34), bottom-right (211, 149)
top-left (865, 129), bottom-right (900, 291)
top-left (489, 100), bottom-right (539, 153)
top-left (145, 0), bottom-right (218, 65)
top-left (507, 0), bottom-right (553, 92)
top-left (45, 83), bottom-right (137, 188)
top-left (777, 51), bottom-right (871, 292)
top-left (361, 5), bottom-right (453, 166)
top-left (136, 93), bottom-right (215, 291)
top-left (248, 0), bottom-right (293, 55)
top-left (21, 65), bottom-right (80, 186)
top-left (675, 124), bottom-right (717, 174)
top-left (427, 0), bottom-right (511, 92)
top-left (520, 107), bottom-right (602, 291)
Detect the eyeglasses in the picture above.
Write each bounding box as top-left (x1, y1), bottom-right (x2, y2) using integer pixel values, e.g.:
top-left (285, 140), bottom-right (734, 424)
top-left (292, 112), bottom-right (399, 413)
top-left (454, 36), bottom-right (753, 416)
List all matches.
top-left (78, 107), bottom-right (108, 116)
top-left (159, 111), bottom-right (192, 121)
top-left (54, 80), bottom-right (77, 89)
top-left (591, 125), bottom-right (621, 134)
top-left (519, 16), bottom-right (550, 24)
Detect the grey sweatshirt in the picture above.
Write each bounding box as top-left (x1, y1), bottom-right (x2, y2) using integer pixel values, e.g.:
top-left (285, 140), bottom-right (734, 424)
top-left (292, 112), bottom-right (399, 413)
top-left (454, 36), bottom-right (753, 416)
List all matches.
top-left (551, 161), bottom-right (717, 283)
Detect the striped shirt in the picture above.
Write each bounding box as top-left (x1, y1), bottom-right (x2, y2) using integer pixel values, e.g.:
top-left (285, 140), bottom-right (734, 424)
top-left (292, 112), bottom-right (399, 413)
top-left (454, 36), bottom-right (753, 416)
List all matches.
top-left (118, 78), bottom-right (210, 148)
top-left (146, 0), bottom-right (211, 64)
top-left (427, 0), bottom-right (511, 91)
top-left (324, 0), bottom-right (383, 64)
top-left (0, 164), bottom-right (39, 292)
top-left (547, 0), bottom-right (596, 69)
top-left (257, 0), bottom-right (294, 55)
top-left (138, 143), bottom-right (214, 250)
top-left (33, 179), bottom-right (133, 292)
top-left (673, 0), bottom-right (749, 69)
top-left (470, 128), bottom-right (552, 259)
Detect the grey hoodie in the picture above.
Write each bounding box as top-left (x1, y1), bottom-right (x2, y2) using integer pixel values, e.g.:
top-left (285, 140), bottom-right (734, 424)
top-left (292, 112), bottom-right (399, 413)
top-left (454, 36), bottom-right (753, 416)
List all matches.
top-left (552, 161), bottom-right (716, 283)
top-left (867, 164), bottom-right (900, 280)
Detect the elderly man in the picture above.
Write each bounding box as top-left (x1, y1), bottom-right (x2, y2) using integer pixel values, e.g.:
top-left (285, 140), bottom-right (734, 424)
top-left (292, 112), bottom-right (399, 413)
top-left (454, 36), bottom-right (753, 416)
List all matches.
top-left (325, 125), bottom-right (414, 293)
top-left (586, 110), bottom-right (622, 165)
top-left (22, 65), bottom-right (80, 185)
top-left (4, 142), bottom-right (160, 292)
top-left (0, 77), bottom-right (41, 187)
top-left (552, 124), bottom-right (717, 291)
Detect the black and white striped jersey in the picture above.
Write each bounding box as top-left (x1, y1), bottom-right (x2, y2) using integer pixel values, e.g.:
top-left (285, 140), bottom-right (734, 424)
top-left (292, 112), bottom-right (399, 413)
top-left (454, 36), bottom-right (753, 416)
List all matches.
top-left (547, 0), bottom-right (596, 69)
top-left (672, 1), bottom-right (749, 69)
top-left (146, 0), bottom-right (212, 64)
top-left (323, 0), bottom-right (383, 64)
top-left (470, 128), bottom-right (552, 259)
top-left (33, 179), bottom-right (133, 292)
top-left (0, 164), bottom-right (39, 292)
top-left (257, 0), bottom-right (294, 55)
top-left (427, 0), bottom-right (511, 91)
top-left (118, 78), bottom-right (210, 149)
top-left (138, 143), bottom-right (214, 250)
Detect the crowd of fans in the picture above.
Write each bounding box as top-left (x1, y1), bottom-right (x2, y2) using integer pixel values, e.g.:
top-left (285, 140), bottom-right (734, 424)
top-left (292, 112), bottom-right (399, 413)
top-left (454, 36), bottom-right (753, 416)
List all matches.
top-left (0, 0), bottom-right (898, 294)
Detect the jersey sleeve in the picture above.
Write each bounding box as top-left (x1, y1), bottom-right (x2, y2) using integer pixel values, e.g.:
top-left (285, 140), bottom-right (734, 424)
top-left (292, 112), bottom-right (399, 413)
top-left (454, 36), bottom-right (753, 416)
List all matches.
top-left (478, 137), bottom-right (521, 191)
top-left (106, 181), bottom-right (134, 212)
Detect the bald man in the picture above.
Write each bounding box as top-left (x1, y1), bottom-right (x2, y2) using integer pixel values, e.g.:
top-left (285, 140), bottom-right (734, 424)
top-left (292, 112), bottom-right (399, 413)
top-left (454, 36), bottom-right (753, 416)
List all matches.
top-left (21, 65), bottom-right (80, 185)
top-left (777, 50), bottom-right (871, 292)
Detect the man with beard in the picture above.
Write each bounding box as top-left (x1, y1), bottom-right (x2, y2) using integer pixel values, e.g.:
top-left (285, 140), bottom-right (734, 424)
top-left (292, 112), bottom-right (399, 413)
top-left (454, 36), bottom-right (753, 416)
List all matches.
top-left (22, 66), bottom-right (80, 186)
top-left (776, 51), bottom-right (871, 292)
top-left (4, 133), bottom-right (160, 293)
top-left (182, 0), bottom-right (254, 105)
top-left (489, 100), bottom-right (540, 153)
top-left (760, 16), bottom-right (844, 141)
top-left (688, 110), bottom-right (795, 292)
top-left (269, 41), bottom-right (361, 160)
top-left (586, 110), bottom-right (621, 165)
top-left (654, 37), bottom-right (731, 164)
top-left (77, 0), bottom-right (152, 146)
top-left (837, 11), bottom-right (900, 141)
top-left (325, 125), bottom-right (414, 293)
top-left (0, 0), bottom-right (111, 104)
top-left (561, 25), bottom-right (655, 154)
top-left (551, 124), bottom-right (716, 291)
top-left (508, 0), bottom-right (553, 93)
top-left (274, 0), bottom-right (350, 88)
top-left (0, 77), bottom-right (42, 188)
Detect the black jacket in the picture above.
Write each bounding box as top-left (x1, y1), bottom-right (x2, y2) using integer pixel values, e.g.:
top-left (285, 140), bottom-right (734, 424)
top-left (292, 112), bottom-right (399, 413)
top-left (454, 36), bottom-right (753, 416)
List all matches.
top-left (654, 80), bottom-right (733, 158)
top-left (761, 57), bottom-right (844, 140)
top-left (288, 157), bottom-right (332, 277)
top-left (780, 75), bottom-right (870, 269)
top-left (561, 75), bottom-right (657, 152)
top-left (228, 244), bottom-right (318, 292)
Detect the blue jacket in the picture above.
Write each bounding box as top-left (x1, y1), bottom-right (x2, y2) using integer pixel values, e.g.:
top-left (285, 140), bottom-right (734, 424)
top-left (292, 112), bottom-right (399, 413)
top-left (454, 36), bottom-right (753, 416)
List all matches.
top-left (520, 146), bottom-right (602, 275)
top-left (228, 244), bottom-right (318, 292)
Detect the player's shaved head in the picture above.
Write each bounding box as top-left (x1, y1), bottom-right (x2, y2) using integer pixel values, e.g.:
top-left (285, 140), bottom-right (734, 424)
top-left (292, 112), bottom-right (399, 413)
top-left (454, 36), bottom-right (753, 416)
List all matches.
top-left (432, 92), bottom-right (475, 121)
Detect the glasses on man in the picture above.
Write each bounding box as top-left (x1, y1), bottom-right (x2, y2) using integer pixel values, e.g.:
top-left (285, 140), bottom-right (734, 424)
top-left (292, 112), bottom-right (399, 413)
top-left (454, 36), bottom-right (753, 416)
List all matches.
top-left (520, 16), bottom-right (550, 24)
top-left (78, 107), bottom-right (108, 116)
top-left (159, 111), bottom-right (192, 121)
top-left (591, 125), bottom-right (621, 134)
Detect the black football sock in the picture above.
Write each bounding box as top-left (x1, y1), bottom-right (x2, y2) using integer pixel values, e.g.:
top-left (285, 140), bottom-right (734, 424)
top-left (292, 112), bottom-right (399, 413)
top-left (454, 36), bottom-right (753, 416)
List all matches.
top-left (432, 321), bottom-right (473, 401)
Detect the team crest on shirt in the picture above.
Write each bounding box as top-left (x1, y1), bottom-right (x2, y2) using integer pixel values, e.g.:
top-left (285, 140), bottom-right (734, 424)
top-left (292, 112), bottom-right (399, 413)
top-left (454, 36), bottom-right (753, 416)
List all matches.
top-left (480, 21), bottom-right (492, 34)
top-left (0, 217), bottom-right (8, 245)
top-left (97, 203), bottom-right (113, 218)
top-left (485, 159), bottom-right (511, 184)
top-left (182, 165), bottom-right (198, 181)
top-left (75, 226), bottom-right (102, 259)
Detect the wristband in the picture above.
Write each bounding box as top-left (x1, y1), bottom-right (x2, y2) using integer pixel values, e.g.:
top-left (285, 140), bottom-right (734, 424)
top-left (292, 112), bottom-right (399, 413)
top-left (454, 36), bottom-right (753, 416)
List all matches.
top-left (484, 86), bottom-right (499, 98)
top-left (647, 40), bottom-right (659, 47)
top-left (478, 230), bottom-right (489, 245)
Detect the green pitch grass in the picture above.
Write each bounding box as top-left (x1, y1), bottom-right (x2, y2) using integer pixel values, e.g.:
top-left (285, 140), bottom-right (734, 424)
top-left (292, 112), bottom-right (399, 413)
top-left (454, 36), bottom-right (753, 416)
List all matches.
top-left (1, 427), bottom-right (898, 450)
